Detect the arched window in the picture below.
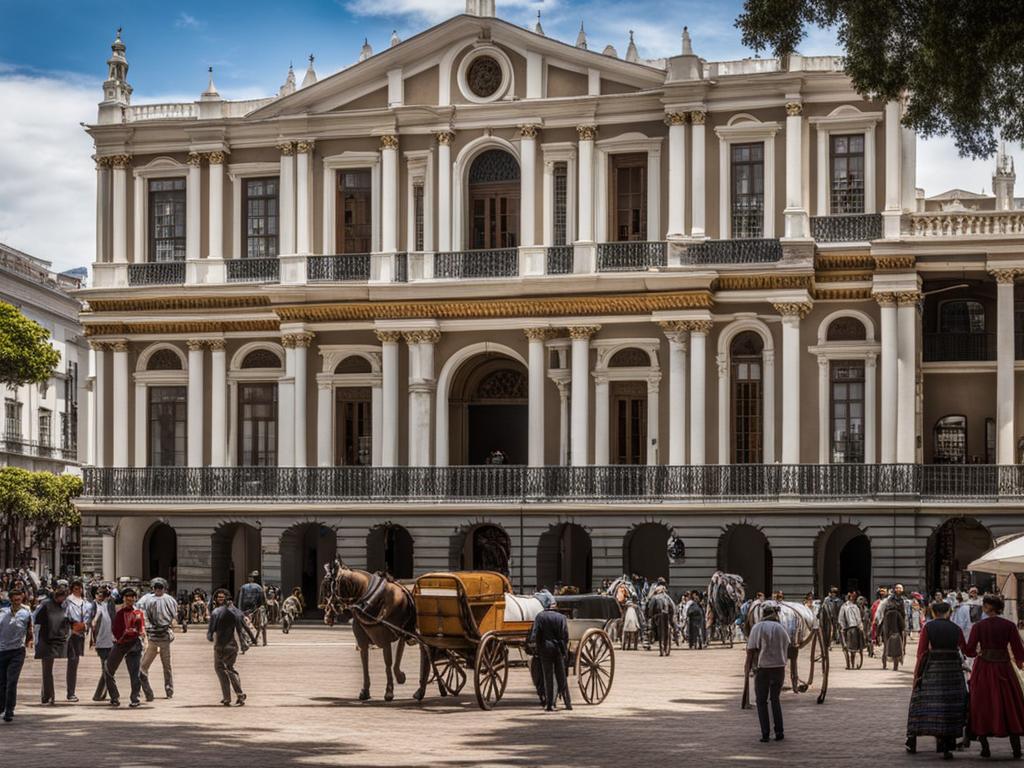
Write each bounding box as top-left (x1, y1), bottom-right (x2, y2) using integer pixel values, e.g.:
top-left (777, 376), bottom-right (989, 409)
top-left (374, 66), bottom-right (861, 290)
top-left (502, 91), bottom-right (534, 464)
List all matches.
top-left (731, 331), bottom-right (764, 464)
top-left (468, 149), bottom-right (519, 249)
top-left (608, 348), bottom-right (650, 368)
top-left (939, 300), bottom-right (985, 334)
top-left (334, 356), bottom-right (372, 375)
top-left (826, 317), bottom-right (867, 342)
top-left (147, 348), bottom-right (183, 371)
top-left (934, 415), bottom-right (967, 464)
top-left (241, 349), bottom-right (282, 369)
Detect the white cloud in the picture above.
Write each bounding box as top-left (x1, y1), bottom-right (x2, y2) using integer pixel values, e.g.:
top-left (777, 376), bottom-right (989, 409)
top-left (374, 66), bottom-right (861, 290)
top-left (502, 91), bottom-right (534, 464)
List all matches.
top-left (915, 135), bottom-right (1018, 198)
top-left (175, 12), bottom-right (201, 29)
top-left (345, 0), bottom-right (548, 26)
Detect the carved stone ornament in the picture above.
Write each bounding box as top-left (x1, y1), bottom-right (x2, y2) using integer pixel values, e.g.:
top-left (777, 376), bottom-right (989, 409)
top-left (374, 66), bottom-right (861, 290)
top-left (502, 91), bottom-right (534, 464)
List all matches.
top-left (873, 292), bottom-right (897, 307)
top-left (206, 151), bottom-right (225, 165)
top-left (295, 140), bottom-right (315, 154)
top-left (276, 141), bottom-right (295, 156)
top-left (435, 131), bottom-right (455, 146)
top-left (772, 301), bottom-right (813, 319)
top-left (896, 291), bottom-right (922, 305)
top-left (380, 134), bottom-right (399, 151)
top-left (785, 101), bottom-right (802, 117)
top-left (524, 328), bottom-right (558, 342)
top-left (568, 325), bottom-right (600, 340)
top-left (688, 110), bottom-right (706, 125)
top-left (291, 332), bottom-right (314, 348)
top-left (991, 268), bottom-right (1021, 284)
top-left (466, 55), bottom-right (504, 98)
top-left (186, 152), bottom-right (203, 167)
top-left (206, 338), bottom-right (226, 351)
top-left (576, 125), bottom-right (598, 141)
top-left (108, 154), bottom-right (132, 169)
top-left (665, 112), bottom-right (687, 126)
top-left (375, 330), bottom-right (403, 343)
top-left (690, 320), bottom-right (713, 334)
top-left (517, 124), bottom-right (539, 139)
top-left (186, 339), bottom-right (206, 351)
top-left (110, 340), bottom-right (129, 353)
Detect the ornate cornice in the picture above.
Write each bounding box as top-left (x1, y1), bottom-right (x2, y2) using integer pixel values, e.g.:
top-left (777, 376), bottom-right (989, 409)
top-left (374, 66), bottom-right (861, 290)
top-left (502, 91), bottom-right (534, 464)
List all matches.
top-left (715, 274), bottom-right (813, 292)
top-left (874, 255), bottom-right (916, 272)
top-left (375, 330), bottom-right (402, 343)
top-left (84, 319), bottom-right (278, 337)
top-left (277, 141), bottom-right (295, 156)
top-left (815, 251), bottom-right (875, 271)
top-left (772, 301), bottom-right (813, 319)
top-left (568, 325), bottom-right (600, 340)
top-left (689, 110), bottom-right (706, 125)
top-left (524, 328), bottom-right (559, 342)
top-left (380, 134), bottom-right (399, 150)
top-left (576, 125), bottom-right (597, 141)
top-left (516, 124), bottom-right (539, 139)
top-left (664, 112), bottom-right (687, 126)
top-left (785, 101), bottom-right (802, 117)
top-left (814, 286), bottom-right (873, 301)
top-left (206, 151), bottom-right (225, 165)
top-left (85, 296), bottom-right (272, 313)
top-left (186, 152), bottom-right (203, 167)
top-left (435, 131), bottom-right (455, 146)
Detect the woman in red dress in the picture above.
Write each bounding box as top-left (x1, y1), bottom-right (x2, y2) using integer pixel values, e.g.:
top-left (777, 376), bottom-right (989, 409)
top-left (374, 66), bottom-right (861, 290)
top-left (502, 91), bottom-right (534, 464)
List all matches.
top-left (964, 594), bottom-right (1024, 759)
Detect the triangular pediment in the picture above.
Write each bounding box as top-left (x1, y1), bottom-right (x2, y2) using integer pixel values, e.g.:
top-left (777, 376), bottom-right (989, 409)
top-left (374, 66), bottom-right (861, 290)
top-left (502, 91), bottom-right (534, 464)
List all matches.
top-left (249, 15), bottom-right (665, 119)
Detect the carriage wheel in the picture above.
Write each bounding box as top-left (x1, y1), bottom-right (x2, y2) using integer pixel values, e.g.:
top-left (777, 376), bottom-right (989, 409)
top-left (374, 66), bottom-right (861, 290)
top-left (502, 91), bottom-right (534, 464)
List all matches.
top-left (433, 650), bottom-right (467, 696)
top-left (576, 629), bottom-right (615, 705)
top-left (855, 648), bottom-right (863, 670)
top-left (603, 618), bottom-right (623, 644)
top-left (474, 633), bottom-right (509, 710)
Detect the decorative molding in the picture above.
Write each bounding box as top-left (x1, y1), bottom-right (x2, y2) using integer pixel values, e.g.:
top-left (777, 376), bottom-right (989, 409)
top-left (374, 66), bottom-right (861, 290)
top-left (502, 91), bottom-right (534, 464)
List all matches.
top-left (689, 111), bottom-right (706, 125)
top-left (785, 101), bottom-right (802, 117)
top-left (690, 320), bottom-right (713, 334)
top-left (874, 255), bottom-right (916, 271)
top-left (108, 154), bottom-right (132, 169)
top-left (85, 296), bottom-right (272, 313)
top-left (772, 301), bottom-right (813, 319)
top-left (186, 152), bottom-right (203, 167)
top-left (403, 329), bottom-right (441, 344)
top-left (206, 338), bottom-right (226, 351)
top-left (873, 292), bottom-right (898, 307)
top-left (664, 112), bottom-right (687, 126)
top-left (896, 291), bottom-right (922, 305)
top-left (282, 331), bottom-right (314, 348)
top-left (110, 340), bottom-right (129, 353)
top-left (516, 124), bottom-right (539, 139)
top-left (991, 268), bottom-right (1021, 284)
top-left (435, 130), bottom-right (455, 146)
top-left (94, 155), bottom-right (111, 170)
top-left (568, 325), bottom-right (601, 340)
top-left (374, 330), bottom-right (403, 343)
top-left (715, 274), bottom-right (813, 291)
top-left (295, 140), bottom-right (315, 154)
top-left (276, 141), bottom-right (295, 155)
top-left (576, 125), bottom-right (597, 141)
top-left (84, 319), bottom-right (279, 337)
top-left (524, 328), bottom-right (560, 342)
top-left (206, 151), bottom-right (225, 165)
top-left (815, 251), bottom-right (875, 271)
top-left (380, 134), bottom-right (399, 151)
top-left (186, 339), bottom-right (206, 352)
top-left (814, 286), bottom-right (873, 301)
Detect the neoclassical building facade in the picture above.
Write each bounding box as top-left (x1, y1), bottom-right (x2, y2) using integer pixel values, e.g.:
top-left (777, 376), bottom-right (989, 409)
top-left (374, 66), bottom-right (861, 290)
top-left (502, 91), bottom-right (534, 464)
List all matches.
top-left (77, 3), bottom-right (1024, 605)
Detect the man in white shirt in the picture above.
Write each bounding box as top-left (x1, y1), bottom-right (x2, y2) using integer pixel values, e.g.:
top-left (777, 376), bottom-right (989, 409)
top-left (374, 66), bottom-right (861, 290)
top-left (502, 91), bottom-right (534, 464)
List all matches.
top-left (746, 604), bottom-right (792, 743)
top-left (90, 586), bottom-right (115, 701)
top-left (62, 579), bottom-right (94, 702)
top-left (136, 578), bottom-right (178, 700)
top-left (0, 587), bottom-right (33, 722)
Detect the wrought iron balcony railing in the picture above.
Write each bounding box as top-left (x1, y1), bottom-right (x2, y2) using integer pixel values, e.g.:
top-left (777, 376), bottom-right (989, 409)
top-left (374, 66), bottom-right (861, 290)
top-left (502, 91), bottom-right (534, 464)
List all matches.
top-left (226, 257), bottom-right (280, 283)
top-left (596, 241), bottom-right (667, 272)
top-left (546, 245), bottom-right (574, 275)
top-left (394, 252), bottom-right (408, 283)
top-left (434, 248), bottom-right (518, 279)
top-left (127, 261), bottom-right (186, 286)
top-left (307, 254), bottom-right (371, 282)
top-left (2, 437), bottom-right (77, 461)
top-left (810, 213), bottom-right (883, 243)
top-left (924, 332), bottom-right (996, 362)
top-left (679, 238), bottom-right (783, 265)
top-left (80, 464), bottom-right (1024, 503)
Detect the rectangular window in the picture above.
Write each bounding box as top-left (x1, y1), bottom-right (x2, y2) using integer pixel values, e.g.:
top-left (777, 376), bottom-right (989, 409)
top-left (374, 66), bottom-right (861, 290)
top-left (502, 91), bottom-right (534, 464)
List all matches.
top-left (238, 383), bottom-right (277, 466)
top-left (38, 409), bottom-right (51, 447)
top-left (335, 388), bottom-right (372, 466)
top-left (830, 361), bottom-right (865, 463)
top-left (830, 134), bottom-right (865, 214)
top-left (60, 412), bottom-right (69, 450)
top-left (337, 169), bottom-right (373, 254)
top-left (413, 182), bottom-right (425, 252)
top-left (553, 161), bottom-right (568, 246)
top-left (243, 177), bottom-right (279, 259)
top-left (730, 142), bottom-right (764, 239)
top-left (148, 386), bottom-right (187, 467)
top-left (611, 153), bottom-right (647, 241)
top-left (148, 178), bottom-right (186, 262)
top-left (4, 399), bottom-right (22, 439)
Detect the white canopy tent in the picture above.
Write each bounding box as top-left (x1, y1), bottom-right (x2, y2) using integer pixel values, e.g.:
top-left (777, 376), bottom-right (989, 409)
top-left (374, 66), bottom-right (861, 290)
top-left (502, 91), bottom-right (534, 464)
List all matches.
top-left (967, 534), bottom-right (1024, 622)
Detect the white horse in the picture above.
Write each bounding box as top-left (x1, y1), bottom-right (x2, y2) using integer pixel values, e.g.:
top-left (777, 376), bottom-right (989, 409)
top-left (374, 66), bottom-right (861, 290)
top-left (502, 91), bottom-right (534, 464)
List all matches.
top-left (742, 600), bottom-right (829, 707)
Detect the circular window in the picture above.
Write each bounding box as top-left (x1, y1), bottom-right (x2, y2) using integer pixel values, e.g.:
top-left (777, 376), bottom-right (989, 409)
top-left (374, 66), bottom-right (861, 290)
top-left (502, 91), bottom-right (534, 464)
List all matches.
top-left (467, 56), bottom-right (502, 98)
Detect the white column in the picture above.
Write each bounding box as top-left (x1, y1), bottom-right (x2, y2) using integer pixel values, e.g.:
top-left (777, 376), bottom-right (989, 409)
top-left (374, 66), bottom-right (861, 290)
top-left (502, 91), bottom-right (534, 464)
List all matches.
top-left (995, 271), bottom-right (1018, 464)
top-left (646, 378), bottom-right (660, 465)
top-left (92, 344), bottom-right (106, 467)
top-left (207, 151), bottom-right (225, 259)
top-left (210, 340), bottom-right (226, 465)
top-left (664, 324), bottom-right (688, 464)
top-left (187, 340), bottom-right (204, 467)
top-left (817, 357), bottom-right (830, 463)
top-left (576, 127), bottom-right (596, 242)
top-left (542, 161), bottom-right (555, 247)
top-left (371, 384), bottom-right (383, 467)
top-left (112, 341), bottom-right (129, 466)
top-left (690, 111), bottom-right (706, 237)
top-left (95, 158), bottom-right (110, 263)
top-left (666, 113), bottom-right (687, 238)
top-left (900, 121), bottom-right (917, 212)
top-left (717, 352), bottom-right (729, 465)
top-left (317, 382), bottom-right (332, 467)
top-left (557, 381), bottom-right (570, 466)
top-left (101, 534), bottom-right (115, 582)
top-left (405, 335), bottom-right (420, 465)
top-left (381, 135), bottom-right (399, 252)
top-left (186, 153), bottom-right (202, 260)
top-left (134, 382), bottom-right (147, 467)
top-left (689, 322), bottom-right (709, 464)
top-left (378, 331), bottom-right (400, 466)
top-left (864, 354), bottom-right (877, 464)
top-left (111, 155), bottom-right (129, 263)
top-left (227, 381), bottom-right (238, 467)
top-left (594, 376), bottom-right (610, 465)
top-left (763, 349), bottom-right (776, 464)
top-left (416, 333), bottom-right (437, 466)
top-left (526, 330), bottom-right (547, 467)
top-left (292, 333), bottom-right (311, 467)
top-left (278, 142), bottom-right (296, 255)
top-left (896, 292), bottom-right (918, 463)
top-left (878, 294), bottom-right (899, 463)
top-left (883, 101), bottom-right (903, 238)
top-left (436, 132), bottom-right (453, 252)
top-left (519, 126), bottom-right (538, 247)
top-left (777, 303), bottom-right (807, 463)
top-left (132, 175), bottom-right (145, 264)
top-left (295, 141), bottom-right (313, 254)
top-left (783, 102), bottom-right (806, 239)
top-left (570, 326), bottom-right (597, 465)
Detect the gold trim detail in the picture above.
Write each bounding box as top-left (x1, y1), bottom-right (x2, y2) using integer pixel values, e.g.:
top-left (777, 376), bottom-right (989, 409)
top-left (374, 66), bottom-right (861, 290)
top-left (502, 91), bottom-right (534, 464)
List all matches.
top-left (403, 329), bottom-right (441, 344)
top-left (380, 134), bottom-right (399, 150)
top-left (689, 111), bottom-right (706, 125)
top-left (689, 320), bottom-right (713, 334)
top-left (186, 339), bottom-right (206, 351)
top-left (873, 292), bottom-right (897, 307)
top-left (524, 328), bottom-right (559, 342)
top-left (896, 291), bottom-right (922, 305)
top-left (206, 151), bottom-right (225, 165)
top-left (84, 319), bottom-right (279, 337)
top-left (435, 131), bottom-right (455, 146)
top-left (715, 274), bottom-right (813, 291)
top-left (206, 338), bottom-right (226, 351)
top-left (85, 296), bottom-right (273, 312)
top-left (375, 330), bottom-right (403, 343)
top-left (874, 255), bottom-right (916, 271)
top-left (664, 112), bottom-right (687, 126)
top-left (108, 154), bottom-right (132, 169)
top-left (186, 152), bottom-right (203, 167)
top-left (815, 251), bottom-right (875, 271)
top-left (772, 301), bottom-right (813, 319)
top-left (576, 125), bottom-right (597, 141)
top-left (295, 140), bottom-right (315, 154)
top-left (276, 141), bottom-right (295, 156)
top-left (814, 286), bottom-right (873, 301)
top-left (568, 325), bottom-right (600, 340)
top-left (517, 124), bottom-right (539, 139)
top-left (785, 101), bottom-right (802, 117)
top-left (991, 268), bottom-right (1021, 284)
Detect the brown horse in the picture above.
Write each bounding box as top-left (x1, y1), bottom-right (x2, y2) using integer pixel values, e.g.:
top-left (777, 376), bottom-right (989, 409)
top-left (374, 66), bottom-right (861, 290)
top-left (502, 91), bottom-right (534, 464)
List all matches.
top-left (320, 559), bottom-right (416, 702)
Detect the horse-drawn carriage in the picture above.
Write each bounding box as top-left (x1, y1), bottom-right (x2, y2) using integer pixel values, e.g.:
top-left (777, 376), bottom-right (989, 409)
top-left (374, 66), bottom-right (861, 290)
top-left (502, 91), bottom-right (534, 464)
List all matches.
top-left (413, 572), bottom-right (616, 710)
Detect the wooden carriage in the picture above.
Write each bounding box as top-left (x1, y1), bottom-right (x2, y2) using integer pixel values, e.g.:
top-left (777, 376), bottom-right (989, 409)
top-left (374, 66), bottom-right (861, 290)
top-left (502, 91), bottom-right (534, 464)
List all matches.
top-left (413, 571), bottom-right (615, 710)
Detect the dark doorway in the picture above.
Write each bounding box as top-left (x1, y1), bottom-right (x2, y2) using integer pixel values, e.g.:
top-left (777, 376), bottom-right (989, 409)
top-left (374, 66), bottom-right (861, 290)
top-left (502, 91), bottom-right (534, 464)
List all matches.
top-left (459, 524), bottom-right (511, 575)
top-left (468, 149), bottom-right (520, 249)
top-left (335, 387), bottom-right (372, 466)
top-left (624, 523), bottom-right (671, 582)
top-left (815, 523), bottom-right (871, 596)
top-left (840, 535), bottom-right (871, 595)
top-left (927, 518), bottom-right (994, 593)
top-left (367, 524), bottom-right (414, 579)
top-left (144, 522), bottom-right (177, 593)
top-left (718, 524), bottom-right (772, 596)
top-left (536, 524), bottom-right (592, 592)
top-left (451, 355), bottom-right (529, 465)
top-left (281, 523), bottom-right (337, 617)
top-left (211, 523), bottom-right (261, 598)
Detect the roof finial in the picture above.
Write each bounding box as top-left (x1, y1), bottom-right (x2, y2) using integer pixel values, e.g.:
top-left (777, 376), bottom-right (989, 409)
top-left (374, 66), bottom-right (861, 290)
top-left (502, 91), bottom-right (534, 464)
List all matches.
top-left (625, 30), bottom-right (640, 63)
top-left (681, 26), bottom-right (693, 56)
top-left (279, 61), bottom-right (297, 97)
top-left (301, 54), bottom-right (318, 88)
top-left (360, 37), bottom-right (373, 62)
top-left (576, 21), bottom-right (588, 50)
top-left (534, 10), bottom-right (545, 36)
top-left (102, 26), bottom-right (132, 108)
top-left (390, 29), bottom-right (401, 47)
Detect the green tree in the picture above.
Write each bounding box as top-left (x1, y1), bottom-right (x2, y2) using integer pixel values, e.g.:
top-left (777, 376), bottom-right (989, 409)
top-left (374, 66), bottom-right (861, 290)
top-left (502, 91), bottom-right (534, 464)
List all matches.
top-left (29, 472), bottom-right (83, 550)
top-left (735, 0), bottom-right (1024, 158)
top-left (0, 300), bottom-right (62, 387)
top-left (0, 467), bottom-right (40, 565)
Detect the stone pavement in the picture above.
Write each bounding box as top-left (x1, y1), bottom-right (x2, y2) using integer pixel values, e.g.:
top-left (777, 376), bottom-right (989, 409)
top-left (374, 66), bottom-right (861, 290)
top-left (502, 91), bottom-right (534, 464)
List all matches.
top-left (3, 626), bottom-right (997, 767)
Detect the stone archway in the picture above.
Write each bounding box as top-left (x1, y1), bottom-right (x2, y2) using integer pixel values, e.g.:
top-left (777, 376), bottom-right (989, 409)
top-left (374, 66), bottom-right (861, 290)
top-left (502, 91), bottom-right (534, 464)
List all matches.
top-left (536, 523), bottom-right (592, 592)
top-left (453, 524), bottom-right (511, 575)
top-left (718, 524), bottom-right (772, 596)
top-left (367, 524), bottom-right (415, 579)
top-left (143, 522), bottom-right (177, 593)
top-left (281, 523), bottom-right (337, 617)
top-left (211, 522), bottom-right (261, 598)
top-left (926, 517), bottom-right (994, 594)
top-left (815, 523), bottom-right (871, 597)
top-left (624, 523), bottom-right (671, 582)
top-left (449, 353), bottom-right (529, 465)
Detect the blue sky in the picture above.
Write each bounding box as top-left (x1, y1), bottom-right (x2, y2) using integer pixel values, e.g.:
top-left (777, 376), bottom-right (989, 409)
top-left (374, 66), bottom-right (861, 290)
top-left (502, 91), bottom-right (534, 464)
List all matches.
top-left (0, 0), bottom-right (1006, 272)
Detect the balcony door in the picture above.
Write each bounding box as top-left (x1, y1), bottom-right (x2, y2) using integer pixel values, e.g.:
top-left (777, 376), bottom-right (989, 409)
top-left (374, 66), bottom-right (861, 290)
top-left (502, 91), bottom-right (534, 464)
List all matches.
top-left (611, 153), bottom-right (647, 241)
top-left (335, 387), bottom-right (372, 466)
top-left (336, 169), bottom-right (372, 254)
top-left (467, 149), bottom-right (519, 249)
top-left (238, 383), bottom-right (277, 466)
top-left (612, 382), bottom-right (647, 465)
top-left (731, 332), bottom-right (764, 464)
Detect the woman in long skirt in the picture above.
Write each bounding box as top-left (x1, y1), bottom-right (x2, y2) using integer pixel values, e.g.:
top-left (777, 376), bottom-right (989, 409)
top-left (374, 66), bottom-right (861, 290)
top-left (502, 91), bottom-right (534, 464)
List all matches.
top-left (906, 601), bottom-right (968, 758)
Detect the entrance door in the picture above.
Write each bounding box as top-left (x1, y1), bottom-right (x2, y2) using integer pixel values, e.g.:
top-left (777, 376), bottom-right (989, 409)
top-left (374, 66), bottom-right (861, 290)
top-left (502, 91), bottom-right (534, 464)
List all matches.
top-left (611, 153), bottom-right (647, 241)
top-left (335, 388), bottom-right (371, 466)
top-left (337, 169), bottom-right (372, 253)
top-left (612, 382), bottom-right (647, 465)
top-left (467, 149), bottom-right (520, 249)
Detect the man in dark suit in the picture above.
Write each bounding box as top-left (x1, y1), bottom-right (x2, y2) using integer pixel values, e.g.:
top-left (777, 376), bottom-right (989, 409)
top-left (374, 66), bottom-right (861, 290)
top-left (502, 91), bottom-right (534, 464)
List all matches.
top-left (528, 593), bottom-right (572, 711)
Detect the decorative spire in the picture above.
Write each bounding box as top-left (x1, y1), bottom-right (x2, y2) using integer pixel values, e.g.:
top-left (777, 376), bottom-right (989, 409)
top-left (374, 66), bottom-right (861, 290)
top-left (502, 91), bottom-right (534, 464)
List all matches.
top-left (602, 44), bottom-right (617, 58)
top-left (101, 26), bottom-right (132, 106)
top-left (994, 140), bottom-right (1017, 211)
top-left (301, 54), bottom-right (317, 88)
top-left (390, 29), bottom-right (401, 47)
top-left (576, 21), bottom-right (588, 50)
top-left (534, 10), bottom-right (544, 36)
top-left (202, 65), bottom-right (219, 98)
top-left (681, 26), bottom-right (693, 55)
top-left (625, 30), bottom-right (639, 63)
top-left (278, 62), bottom-right (296, 97)
top-left (360, 38), bottom-right (373, 62)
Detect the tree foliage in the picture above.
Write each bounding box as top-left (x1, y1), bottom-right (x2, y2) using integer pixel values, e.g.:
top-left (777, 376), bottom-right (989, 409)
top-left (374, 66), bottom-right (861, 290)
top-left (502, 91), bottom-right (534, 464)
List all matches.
top-left (0, 300), bottom-right (62, 388)
top-left (736, 0), bottom-right (1024, 158)
top-left (0, 467), bottom-right (82, 557)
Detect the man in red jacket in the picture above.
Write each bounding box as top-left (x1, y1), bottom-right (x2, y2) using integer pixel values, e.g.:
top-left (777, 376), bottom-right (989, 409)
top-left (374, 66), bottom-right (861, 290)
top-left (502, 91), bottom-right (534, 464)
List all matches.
top-left (102, 588), bottom-right (146, 707)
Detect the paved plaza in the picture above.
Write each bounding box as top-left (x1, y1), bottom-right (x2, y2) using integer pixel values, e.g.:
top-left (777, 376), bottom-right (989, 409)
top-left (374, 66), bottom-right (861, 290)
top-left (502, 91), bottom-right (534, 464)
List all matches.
top-left (4, 625), bottom-right (1000, 767)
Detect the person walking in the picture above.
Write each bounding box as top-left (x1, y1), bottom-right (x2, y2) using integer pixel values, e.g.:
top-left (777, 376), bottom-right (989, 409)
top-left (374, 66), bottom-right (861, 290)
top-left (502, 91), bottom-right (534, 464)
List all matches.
top-left (527, 592), bottom-right (571, 711)
top-left (136, 578), bottom-right (177, 701)
top-left (207, 589), bottom-right (257, 706)
top-left (90, 586), bottom-right (115, 701)
top-left (905, 601), bottom-right (968, 759)
top-left (964, 594), bottom-right (1024, 759)
top-left (0, 587), bottom-right (33, 722)
top-left (746, 604), bottom-right (792, 743)
top-left (34, 587), bottom-right (71, 705)
top-left (62, 579), bottom-right (93, 703)
top-left (103, 588), bottom-right (146, 708)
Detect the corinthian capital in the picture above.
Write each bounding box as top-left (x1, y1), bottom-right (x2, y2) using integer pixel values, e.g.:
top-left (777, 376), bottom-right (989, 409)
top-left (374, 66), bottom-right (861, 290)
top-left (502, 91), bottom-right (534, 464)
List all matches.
top-left (375, 330), bottom-right (402, 344)
top-left (772, 301), bottom-right (813, 319)
top-left (576, 125), bottom-right (597, 141)
top-left (664, 112), bottom-right (687, 126)
top-left (380, 134), bottom-right (399, 151)
top-left (785, 101), bottom-right (803, 117)
top-left (108, 154), bottom-right (132, 170)
top-left (435, 130), bottom-right (455, 146)
top-left (568, 325), bottom-right (600, 340)
top-left (991, 268), bottom-right (1022, 284)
